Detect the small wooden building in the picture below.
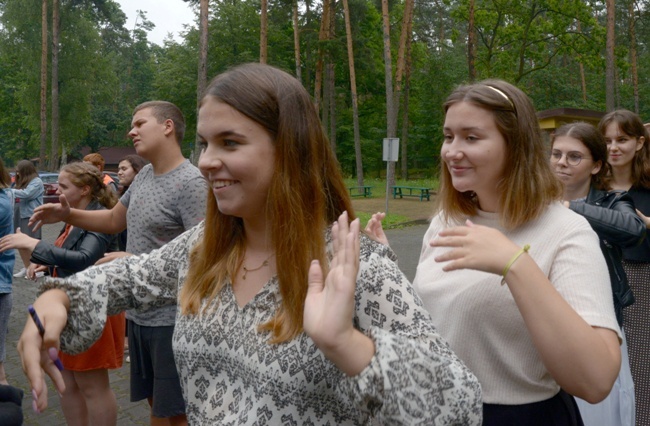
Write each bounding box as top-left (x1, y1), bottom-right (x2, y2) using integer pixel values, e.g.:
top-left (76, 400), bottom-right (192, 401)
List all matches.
top-left (537, 107), bottom-right (605, 139)
top-left (80, 146), bottom-right (138, 172)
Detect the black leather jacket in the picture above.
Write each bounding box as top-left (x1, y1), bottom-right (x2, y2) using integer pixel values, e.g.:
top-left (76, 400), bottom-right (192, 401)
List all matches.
top-left (30, 201), bottom-right (118, 278)
top-left (569, 188), bottom-right (646, 326)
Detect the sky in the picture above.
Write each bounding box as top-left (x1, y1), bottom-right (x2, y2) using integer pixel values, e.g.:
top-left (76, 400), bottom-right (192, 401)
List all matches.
top-left (113, 0), bottom-right (197, 46)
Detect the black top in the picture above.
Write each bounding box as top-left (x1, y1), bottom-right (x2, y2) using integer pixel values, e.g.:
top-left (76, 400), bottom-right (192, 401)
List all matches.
top-left (622, 186), bottom-right (650, 262)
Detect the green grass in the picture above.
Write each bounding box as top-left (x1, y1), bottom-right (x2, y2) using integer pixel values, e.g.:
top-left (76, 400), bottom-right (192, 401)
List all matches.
top-left (344, 177), bottom-right (439, 198)
top-left (354, 211), bottom-right (413, 229)
top-left (344, 177), bottom-right (436, 228)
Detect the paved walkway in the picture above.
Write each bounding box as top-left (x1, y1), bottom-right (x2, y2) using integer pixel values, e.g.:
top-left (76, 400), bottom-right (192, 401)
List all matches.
top-left (6, 222), bottom-right (428, 425)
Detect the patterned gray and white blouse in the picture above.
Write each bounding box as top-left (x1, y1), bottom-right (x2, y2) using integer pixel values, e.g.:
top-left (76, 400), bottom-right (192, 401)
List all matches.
top-left (42, 222), bottom-right (482, 425)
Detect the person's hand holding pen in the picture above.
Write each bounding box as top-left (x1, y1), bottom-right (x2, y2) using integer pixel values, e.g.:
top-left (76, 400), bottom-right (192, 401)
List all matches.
top-left (17, 289), bottom-right (70, 413)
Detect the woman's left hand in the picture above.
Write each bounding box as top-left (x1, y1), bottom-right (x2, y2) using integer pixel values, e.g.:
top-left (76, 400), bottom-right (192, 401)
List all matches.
top-left (304, 211), bottom-right (375, 376)
top-left (431, 219), bottom-right (522, 275)
top-left (0, 228), bottom-right (39, 253)
top-left (636, 209), bottom-right (650, 229)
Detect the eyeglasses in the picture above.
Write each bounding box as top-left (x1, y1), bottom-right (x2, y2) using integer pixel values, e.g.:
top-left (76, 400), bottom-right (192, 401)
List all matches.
top-left (550, 150), bottom-right (591, 166)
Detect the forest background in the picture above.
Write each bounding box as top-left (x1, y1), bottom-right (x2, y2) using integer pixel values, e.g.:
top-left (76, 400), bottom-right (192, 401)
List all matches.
top-left (1, 0), bottom-right (649, 184)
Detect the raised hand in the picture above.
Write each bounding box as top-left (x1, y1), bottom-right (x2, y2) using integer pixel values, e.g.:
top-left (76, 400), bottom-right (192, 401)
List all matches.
top-left (17, 290), bottom-right (70, 413)
top-left (28, 194), bottom-right (71, 231)
top-left (364, 212), bottom-right (389, 246)
top-left (303, 211), bottom-right (374, 376)
top-left (430, 219), bottom-right (523, 275)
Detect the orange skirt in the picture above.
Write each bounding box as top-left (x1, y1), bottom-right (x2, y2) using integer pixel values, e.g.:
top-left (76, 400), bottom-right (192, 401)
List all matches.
top-left (59, 312), bottom-right (125, 371)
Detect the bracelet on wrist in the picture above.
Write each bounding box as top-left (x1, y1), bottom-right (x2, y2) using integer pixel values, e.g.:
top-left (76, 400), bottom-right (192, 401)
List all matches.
top-left (501, 244), bottom-right (530, 286)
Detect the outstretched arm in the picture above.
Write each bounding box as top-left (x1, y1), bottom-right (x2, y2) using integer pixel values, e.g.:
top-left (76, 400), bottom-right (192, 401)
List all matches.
top-left (29, 195), bottom-right (127, 234)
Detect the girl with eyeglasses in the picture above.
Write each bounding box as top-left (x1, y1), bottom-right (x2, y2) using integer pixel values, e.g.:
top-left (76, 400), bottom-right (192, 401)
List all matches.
top-left (600, 110), bottom-right (650, 426)
top-left (551, 122), bottom-right (644, 426)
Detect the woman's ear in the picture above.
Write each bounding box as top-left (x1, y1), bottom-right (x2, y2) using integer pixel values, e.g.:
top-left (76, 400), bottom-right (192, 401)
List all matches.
top-left (81, 185), bottom-right (91, 197)
top-left (591, 160), bottom-right (602, 175)
top-left (635, 136), bottom-right (645, 152)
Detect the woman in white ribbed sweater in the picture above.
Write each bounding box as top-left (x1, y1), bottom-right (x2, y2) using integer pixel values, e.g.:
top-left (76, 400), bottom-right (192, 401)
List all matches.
top-left (418, 80), bottom-right (622, 425)
top-left (368, 80), bottom-right (622, 425)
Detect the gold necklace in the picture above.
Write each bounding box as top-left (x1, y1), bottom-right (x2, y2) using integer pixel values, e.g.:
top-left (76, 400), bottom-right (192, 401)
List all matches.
top-left (242, 253), bottom-right (274, 280)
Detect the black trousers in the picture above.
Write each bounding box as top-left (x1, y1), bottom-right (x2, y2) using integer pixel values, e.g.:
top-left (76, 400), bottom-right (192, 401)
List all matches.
top-left (483, 390), bottom-right (584, 426)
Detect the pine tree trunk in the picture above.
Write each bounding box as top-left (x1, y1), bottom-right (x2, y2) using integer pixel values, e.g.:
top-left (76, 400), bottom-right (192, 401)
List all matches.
top-left (576, 20), bottom-right (587, 103)
top-left (400, 31), bottom-right (412, 180)
top-left (605, 0), bottom-right (615, 111)
top-left (50, 0), bottom-right (60, 171)
top-left (260, 0), bottom-right (268, 63)
top-left (39, 0), bottom-right (48, 169)
top-left (342, 0), bottom-right (363, 186)
top-left (467, 0), bottom-right (476, 81)
top-left (393, 0), bottom-right (413, 106)
top-left (327, 1), bottom-right (336, 149)
top-left (628, 1), bottom-right (639, 113)
top-left (293, 0), bottom-right (301, 82)
top-left (192, 0), bottom-right (209, 164)
top-left (313, 0), bottom-right (331, 112)
top-left (381, 0), bottom-right (396, 187)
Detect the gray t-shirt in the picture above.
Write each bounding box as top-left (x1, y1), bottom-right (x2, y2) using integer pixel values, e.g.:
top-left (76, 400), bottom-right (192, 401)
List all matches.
top-left (121, 159), bottom-right (207, 326)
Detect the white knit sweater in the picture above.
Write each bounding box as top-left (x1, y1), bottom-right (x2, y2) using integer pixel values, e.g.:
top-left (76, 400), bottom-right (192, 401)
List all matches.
top-left (413, 202), bottom-right (621, 404)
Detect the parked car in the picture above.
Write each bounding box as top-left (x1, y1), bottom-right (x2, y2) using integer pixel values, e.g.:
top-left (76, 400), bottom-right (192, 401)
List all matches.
top-left (38, 172), bottom-right (60, 204)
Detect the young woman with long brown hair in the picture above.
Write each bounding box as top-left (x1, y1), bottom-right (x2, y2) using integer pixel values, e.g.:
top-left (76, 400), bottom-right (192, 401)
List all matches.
top-left (550, 122), bottom-right (643, 425)
top-left (600, 110), bottom-right (650, 425)
top-left (16, 63), bottom-right (481, 424)
top-left (10, 160), bottom-right (43, 276)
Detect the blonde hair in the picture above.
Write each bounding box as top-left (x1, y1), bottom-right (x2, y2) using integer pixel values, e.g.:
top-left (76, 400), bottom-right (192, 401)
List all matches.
top-left (60, 162), bottom-right (118, 208)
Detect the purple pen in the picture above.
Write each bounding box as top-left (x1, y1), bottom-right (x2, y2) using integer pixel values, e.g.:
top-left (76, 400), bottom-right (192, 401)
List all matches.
top-left (27, 305), bottom-right (64, 371)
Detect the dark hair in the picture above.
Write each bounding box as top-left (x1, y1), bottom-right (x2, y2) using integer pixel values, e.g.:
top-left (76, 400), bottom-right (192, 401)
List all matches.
top-left (551, 122), bottom-right (610, 191)
top-left (133, 101), bottom-right (186, 145)
top-left (438, 79), bottom-right (562, 229)
top-left (14, 160), bottom-right (39, 189)
top-left (598, 109), bottom-right (650, 189)
top-left (0, 158), bottom-right (9, 189)
top-left (118, 155), bottom-right (147, 195)
top-left (60, 162), bottom-right (118, 209)
top-left (182, 63), bottom-right (354, 343)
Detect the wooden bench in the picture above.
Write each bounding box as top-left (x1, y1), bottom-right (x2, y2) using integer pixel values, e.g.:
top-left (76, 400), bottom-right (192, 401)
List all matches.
top-left (347, 186), bottom-right (373, 198)
top-left (391, 186), bottom-right (431, 201)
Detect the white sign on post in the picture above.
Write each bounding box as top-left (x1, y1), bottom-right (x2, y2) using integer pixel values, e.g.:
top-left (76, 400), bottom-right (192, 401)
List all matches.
top-left (383, 138), bottom-right (399, 214)
top-left (383, 138), bottom-right (400, 162)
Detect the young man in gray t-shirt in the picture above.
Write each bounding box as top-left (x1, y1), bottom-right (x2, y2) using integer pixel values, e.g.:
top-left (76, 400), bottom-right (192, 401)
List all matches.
top-left (29, 101), bottom-right (207, 425)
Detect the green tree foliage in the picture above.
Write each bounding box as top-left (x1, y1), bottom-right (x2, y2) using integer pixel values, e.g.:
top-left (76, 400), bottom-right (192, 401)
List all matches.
top-left (1, 0), bottom-right (650, 174)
